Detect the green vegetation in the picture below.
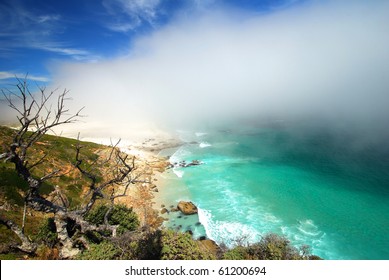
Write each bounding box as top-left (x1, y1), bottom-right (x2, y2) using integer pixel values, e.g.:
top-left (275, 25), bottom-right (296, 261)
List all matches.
top-left (34, 218), bottom-right (57, 248)
top-left (222, 233), bottom-right (320, 260)
top-left (160, 230), bottom-right (214, 260)
top-left (86, 204), bottom-right (140, 236)
top-left (77, 241), bottom-right (120, 260)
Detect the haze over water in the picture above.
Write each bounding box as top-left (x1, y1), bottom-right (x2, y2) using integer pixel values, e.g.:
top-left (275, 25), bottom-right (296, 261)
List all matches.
top-left (162, 120), bottom-right (389, 260)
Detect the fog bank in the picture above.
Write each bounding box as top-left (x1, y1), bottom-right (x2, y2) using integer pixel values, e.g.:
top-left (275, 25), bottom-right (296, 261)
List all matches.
top-left (4, 1), bottom-right (389, 141)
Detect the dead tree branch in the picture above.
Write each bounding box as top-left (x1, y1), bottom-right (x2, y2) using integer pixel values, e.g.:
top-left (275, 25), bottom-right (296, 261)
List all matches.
top-left (1, 78), bottom-right (139, 258)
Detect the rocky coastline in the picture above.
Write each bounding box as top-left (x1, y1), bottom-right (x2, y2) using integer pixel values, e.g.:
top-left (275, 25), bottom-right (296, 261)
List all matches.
top-left (114, 137), bottom-right (219, 256)
top-left (112, 136), bottom-right (219, 254)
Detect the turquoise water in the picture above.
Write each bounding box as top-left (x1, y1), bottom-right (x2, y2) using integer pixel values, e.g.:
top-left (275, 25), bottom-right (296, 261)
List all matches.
top-left (160, 123), bottom-right (389, 259)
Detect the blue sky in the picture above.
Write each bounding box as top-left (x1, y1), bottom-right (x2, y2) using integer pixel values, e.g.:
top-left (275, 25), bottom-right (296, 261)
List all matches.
top-left (0, 0), bottom-right (305, 85)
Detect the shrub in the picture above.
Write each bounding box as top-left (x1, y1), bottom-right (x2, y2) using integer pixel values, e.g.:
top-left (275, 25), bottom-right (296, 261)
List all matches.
top-left (85, 204), bottom-right (139, 235)
top-left (223, 233), bottom-right (306, 260)
top-left (111, 229), bottom-right (162, 260)
top-left (222, 246), bottom-right (246, 260)
top-left (160, 229), bottom-right (214, 260)
top-left (34, 218), bottom-right (57, 248)
top-left (77, 241), bottom-right (120, 260)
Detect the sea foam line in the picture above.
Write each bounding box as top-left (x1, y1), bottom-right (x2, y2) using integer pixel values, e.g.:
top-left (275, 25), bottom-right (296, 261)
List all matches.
top-left (197, 207), bottom-right (261, 248)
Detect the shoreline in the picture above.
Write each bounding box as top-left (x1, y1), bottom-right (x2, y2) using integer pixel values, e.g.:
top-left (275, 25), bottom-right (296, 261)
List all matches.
top-left (115, 138), bottom-right (183, 229)
top-left (55, 126), bottom-right (214, 247)
top-left (117, 138), bottom-right (209, 241)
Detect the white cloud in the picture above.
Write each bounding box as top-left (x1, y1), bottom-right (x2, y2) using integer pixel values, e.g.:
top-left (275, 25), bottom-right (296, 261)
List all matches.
top-left (0, 71), bottom-right (49, 82)
top-left (102, 0), bottom-right (161, 32)
top-left (33, 44), bottom-right (100, 61)
top-left (37, 14), bottom-right (61, 23)
top-left (52, 1), bottom-right (389, 137)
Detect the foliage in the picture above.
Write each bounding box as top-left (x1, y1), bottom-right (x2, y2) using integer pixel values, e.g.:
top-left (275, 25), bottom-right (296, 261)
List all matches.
top-left (0, 253), bottom-right (22, 260)
top-left (111, 230), bottom-right (162, 260)
top-left (222, 246), bottom-right (247, 260)
top-left (85, 204), bottom-right (140, 235)
top-left (34, 218), bottom-right (57, 248)
top-left (0, 163), bottom-right (30, 206)
top-left (77, 241), bottom-right (120, 260)
top-left (160, 229), bottom-right (214, 260)
top-left (223, 233), bottom-right (317, 260)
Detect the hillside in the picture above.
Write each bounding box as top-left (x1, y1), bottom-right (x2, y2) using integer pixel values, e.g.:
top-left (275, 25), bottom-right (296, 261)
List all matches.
top-left (0, 125), bottom-right (166, 259)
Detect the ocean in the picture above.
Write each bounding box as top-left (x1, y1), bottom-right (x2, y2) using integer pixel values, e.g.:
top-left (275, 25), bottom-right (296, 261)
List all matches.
top-left (157, 121), bottom-right (389, 260)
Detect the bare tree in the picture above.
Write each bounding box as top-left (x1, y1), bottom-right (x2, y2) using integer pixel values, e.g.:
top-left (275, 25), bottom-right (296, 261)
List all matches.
top-left (0, 78), bottom-right (140, 258)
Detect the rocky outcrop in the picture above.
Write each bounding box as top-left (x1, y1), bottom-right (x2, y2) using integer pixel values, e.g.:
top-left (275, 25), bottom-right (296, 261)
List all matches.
top-left (177, 201), bottom-right (198, 215)
top-left (197, 239), bottom-right (220, 257)
top-left (168, 160), bottom-right (203, 169)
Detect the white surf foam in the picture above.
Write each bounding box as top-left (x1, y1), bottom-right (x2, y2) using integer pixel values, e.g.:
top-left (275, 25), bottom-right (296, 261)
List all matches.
top-left (198, 207), bottom-right (261, 248)
top-left (199, 142), bottom-right (212, 148)
top-left (169, 146), bottom-right (192, 164)
top-left (278, 218), bottom-right (329, 258)
top-left (173, 168), bottom-right (184, 178)
top-left (297, 219), bottom-right (322, 237)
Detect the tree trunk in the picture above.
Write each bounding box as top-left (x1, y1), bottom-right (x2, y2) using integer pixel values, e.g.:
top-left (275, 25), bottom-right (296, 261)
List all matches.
top-left (54, 212), bottom-right (80, 259)
top-left (0, 216), bottom-right (37, 253)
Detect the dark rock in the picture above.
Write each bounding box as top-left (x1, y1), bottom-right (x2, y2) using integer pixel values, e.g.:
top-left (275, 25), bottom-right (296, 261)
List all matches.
top-left (161, 208), bottom-right (168, 214)
top-left (185, 160), bottom-right (202, 167)
top-left (174, 159), bottom-right (203, 168)
top-left (195, 222), bottom-right (202, 227)
top-left (199, 236), bottom-right (206, 241)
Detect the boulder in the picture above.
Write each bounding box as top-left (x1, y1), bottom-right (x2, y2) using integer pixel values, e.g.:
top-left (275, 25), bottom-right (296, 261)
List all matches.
top-left (161, 208), bottom-right (168, 214)
top-left (198, 239), bottom-right (220, 257)
top-left (175, 160), bottom-right (203, 168)
top-left (177, 201), bottom-right (198, 215)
